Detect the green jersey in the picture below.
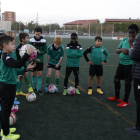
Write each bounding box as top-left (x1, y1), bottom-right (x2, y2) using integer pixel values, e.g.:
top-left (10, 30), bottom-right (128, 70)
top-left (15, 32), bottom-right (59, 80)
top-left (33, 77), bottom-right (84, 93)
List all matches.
top-left (118, 37), bottom-right (133, 65)
top-left (83, 46), bottom-right (109, 65)
top-left (66, 42), bottom-right (83, 67)
top-left (28, 36), bottom-right (47, 63)
top-left (0, 53), bottom-right (29, 84)
top-left (47, 44), bottom-right (64, 66)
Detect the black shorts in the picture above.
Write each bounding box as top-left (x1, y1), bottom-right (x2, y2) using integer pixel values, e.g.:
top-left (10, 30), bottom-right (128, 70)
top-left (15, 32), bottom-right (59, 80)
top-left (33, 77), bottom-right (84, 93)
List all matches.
top-left (114, 63), bottom-right (132, 83)
top-left (48, 63), bottom-right (61, 71)
top-left (31, 62), bottom-right (44, 72)
top-left (65, 67), bottom-right (79, 76)
top-left (89, 65), bottom-right (103, 76)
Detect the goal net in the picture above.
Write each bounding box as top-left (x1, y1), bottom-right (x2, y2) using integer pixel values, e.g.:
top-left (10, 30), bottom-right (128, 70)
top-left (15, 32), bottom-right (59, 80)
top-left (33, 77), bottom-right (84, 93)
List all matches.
top-left (55, 30), bottom-right (78, 38)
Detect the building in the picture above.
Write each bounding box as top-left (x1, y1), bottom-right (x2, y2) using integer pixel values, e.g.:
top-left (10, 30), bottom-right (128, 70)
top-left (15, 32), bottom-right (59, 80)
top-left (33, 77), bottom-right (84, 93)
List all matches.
top-left (0, 21), bottom-right (11, 31)
top-left (2, 11), bottom-right (16, 23)
top-left (105, 19), bottom-right (140, 23)
top-left (64, 19), bottom-right (99, 28)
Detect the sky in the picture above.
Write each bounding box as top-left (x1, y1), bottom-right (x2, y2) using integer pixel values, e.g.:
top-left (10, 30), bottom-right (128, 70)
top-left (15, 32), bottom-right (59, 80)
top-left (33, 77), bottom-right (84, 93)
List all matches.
top-left (1, 0), bottom-right (140, 26)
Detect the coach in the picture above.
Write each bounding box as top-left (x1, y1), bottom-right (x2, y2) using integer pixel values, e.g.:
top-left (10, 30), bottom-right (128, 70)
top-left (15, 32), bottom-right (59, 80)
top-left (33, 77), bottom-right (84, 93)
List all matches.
top-left (124, 33), bottom-right (140, 135)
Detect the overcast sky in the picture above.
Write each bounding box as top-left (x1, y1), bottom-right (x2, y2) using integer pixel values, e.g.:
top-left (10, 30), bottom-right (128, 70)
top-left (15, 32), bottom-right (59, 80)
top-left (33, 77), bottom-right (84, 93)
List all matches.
top-left (1, 0), bottom-right (140, 26)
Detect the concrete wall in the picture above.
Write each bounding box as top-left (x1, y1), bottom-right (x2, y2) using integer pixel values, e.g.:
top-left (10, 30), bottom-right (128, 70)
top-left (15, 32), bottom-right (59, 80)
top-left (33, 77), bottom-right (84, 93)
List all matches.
top-left (0, 21), bottom-right (11, 31)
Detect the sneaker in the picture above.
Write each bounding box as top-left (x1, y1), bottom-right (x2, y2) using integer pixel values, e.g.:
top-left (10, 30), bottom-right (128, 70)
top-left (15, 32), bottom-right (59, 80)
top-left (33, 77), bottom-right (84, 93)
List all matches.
top-left (76, 89), bottom-right (81, 95)
top-left (0, 128), bottom-right (16, 136)
top-left (45, 87), bottom-right (49, 94)
top-left (16, 91), bottom-right (27, 96)
top-left (38, 90), bottom-right (44, 96)
top-left (124, 126), bottom-right (140, 136)
top-left (108, 96), bottom-right (121, 102)
top-left (2, 133), bottom-right (20, 140)
top-left (63, 89), bottom-right (67, 95)
top-left (28, 87), bottom-right (34, 93)
top-left (97, 88), bottom-right (103, 94)
top-left (88, 89), bottom-right (92, 95)
top-left (56, 88), bottom-right (59, 93)
top-left (33, 88), bottom-right (37, 94)
top-left (116, 101), bottom-right (129, 108)
top-left (14, 99), bottom-right (20, 105)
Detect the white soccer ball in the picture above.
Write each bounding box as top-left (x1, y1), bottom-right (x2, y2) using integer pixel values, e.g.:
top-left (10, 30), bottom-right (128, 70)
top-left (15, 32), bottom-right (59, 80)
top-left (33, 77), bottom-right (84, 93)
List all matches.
top-left (9, 112), bottom-right (16, 125)
top-left (48, 84), bottom-right (57, 93)
top-left (19, 44), bottom-right (37, 61)
top-left (26, 93), bottom-right (36, 102)
top-left (67, 86), bottom-right (76, 95)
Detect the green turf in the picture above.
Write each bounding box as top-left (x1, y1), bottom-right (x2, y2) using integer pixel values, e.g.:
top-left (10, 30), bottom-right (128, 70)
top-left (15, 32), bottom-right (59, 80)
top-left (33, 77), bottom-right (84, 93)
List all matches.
top-left (2, 38), bottom-right (140, 140)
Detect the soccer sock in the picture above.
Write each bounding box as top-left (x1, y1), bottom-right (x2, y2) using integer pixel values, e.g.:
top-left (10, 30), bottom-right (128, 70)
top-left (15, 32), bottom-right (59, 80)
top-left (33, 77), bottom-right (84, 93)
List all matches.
top-left (17, 81), bottom-right (22, 93)
top-left (75, 77), bottom-right (79, 88)
top-left (24, 76), bottom-right (32, 88)
top-left (16, 81), bottom-right (20, 91)
top-left (64, 77), bottom-right (68, 89)
top-left (89, 87), bottom-right (92, 89)
top-left (123, 83), bottom-right (131, 103)
top-left (55, 78), bottom-right (59, 88)
top-left (97, 86), bottom-right (101, 89)
top-left (46, 77), bottom-right (51, 88)
top-left (114, 81), bottom-right (121, 99)
top-left (31, 76), bottom-right (36, 89)
top-left (37, 77), bottom-right (42, 91)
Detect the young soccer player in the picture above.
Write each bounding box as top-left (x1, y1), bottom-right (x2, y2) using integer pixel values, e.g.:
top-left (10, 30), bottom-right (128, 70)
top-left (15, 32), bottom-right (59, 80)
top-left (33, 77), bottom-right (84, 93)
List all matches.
top-left (29, 27), bottom-right (47, 95)
top-left (83, 36), bottom-right (109, 95)
top-left (63, 33), bottom-right (83, 95)
top-left (45, 37), bottom-right (64, 93)
top-left (16, 33), bottom-right (34, 96)
top-left (0, 35), bottom-right (36, 140)
top-left (108, 24), bottom-right (139, 108)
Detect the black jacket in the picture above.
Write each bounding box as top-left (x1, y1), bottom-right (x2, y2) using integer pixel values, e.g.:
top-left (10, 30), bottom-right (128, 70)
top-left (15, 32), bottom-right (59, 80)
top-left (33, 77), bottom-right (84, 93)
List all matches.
top-left (129, 34), bottom-right (140, 79)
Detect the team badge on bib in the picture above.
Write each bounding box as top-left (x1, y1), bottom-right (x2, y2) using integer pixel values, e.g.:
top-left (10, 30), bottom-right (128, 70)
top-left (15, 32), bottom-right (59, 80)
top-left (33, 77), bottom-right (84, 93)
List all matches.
top-left (101, 49), bottom-right (103, 52)
top-left (58, 49), bottom-right (61, 52)
top-left (77, 46), bottom-right (80, 49)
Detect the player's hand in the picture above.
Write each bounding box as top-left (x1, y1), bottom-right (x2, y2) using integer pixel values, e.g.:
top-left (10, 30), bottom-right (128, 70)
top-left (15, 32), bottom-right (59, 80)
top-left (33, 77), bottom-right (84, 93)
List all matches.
top-left (27, 45), bottom-right (34, 55)
top-left (88, 61), bottom-right (93, 65)
top-left (101, 61), bottom-right (105, 65)
top-left (55, 64), bottom-right (59, 68)
top-left (35, 59), bottom-right (40, 62)
top-left (27, 62), bottom-right (36, 70)
top-left (46, 63), bottom-right (48, 67)
top-left (36, 49), bottom-right (40, 53)
top-left (129, 36), bottom-right (135, 47)
top-left (121, 49), bottom-right (129, 55)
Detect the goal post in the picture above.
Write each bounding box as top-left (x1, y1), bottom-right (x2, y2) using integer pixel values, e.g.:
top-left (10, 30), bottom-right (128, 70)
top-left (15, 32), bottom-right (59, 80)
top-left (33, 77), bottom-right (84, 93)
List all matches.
top-left (55, 30), bottom-right (78, 38)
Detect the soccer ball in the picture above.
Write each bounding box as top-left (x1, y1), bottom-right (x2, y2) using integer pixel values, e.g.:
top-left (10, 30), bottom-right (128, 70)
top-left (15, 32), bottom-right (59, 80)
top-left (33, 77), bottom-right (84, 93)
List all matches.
top-left (19, 44), bottom-right (37, 61)
top-left (9, 112), bottom-right (16, 125)
top-left (26, 93), bottom-right (36, 102)
top-left (11, 105), bottom-right (19, 113)
top-left (48, 84), bottom-right (56, 93)
top-left (67, 87), bottom-right (76, 95)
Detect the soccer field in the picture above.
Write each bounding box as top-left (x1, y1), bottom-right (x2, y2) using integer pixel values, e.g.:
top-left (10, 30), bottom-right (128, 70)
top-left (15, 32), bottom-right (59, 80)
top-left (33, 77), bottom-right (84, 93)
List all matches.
top-left (3, 38), bottom-right (140, 140)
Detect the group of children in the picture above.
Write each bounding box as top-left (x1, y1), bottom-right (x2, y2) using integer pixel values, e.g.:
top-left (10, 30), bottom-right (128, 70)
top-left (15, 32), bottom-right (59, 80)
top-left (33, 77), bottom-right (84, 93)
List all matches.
top-left (0, 23), bottom-right (140, 139)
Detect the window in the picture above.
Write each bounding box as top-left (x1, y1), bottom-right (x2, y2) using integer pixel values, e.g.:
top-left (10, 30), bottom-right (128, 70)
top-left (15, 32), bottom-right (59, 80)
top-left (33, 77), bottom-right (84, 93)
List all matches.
top-left (8, 13), bottom-right (12, 15)
top-left (9, 15), bottom-right (12, 17)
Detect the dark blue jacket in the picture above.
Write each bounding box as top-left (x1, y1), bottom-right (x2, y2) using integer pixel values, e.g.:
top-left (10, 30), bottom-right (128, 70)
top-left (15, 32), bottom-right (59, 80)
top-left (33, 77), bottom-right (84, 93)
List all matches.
top-left (129, 34), bottom-right (140, 79)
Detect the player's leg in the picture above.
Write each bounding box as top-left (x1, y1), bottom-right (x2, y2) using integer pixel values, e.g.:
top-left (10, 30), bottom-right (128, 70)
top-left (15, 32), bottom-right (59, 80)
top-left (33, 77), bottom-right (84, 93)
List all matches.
top-left (16, 75), bottom-right (27, 96)
top-left (96, 65), bottom-right (103, 94)
top-left (31, 69), bottom-right (37, 93)
top-left (88, 65), bottom-right (95, 95)
top-left (124, 79), bottom-right (140, 135)
top-left (117, 64), bottom-right (132, 107)
top-left (73, 67), bottom-right (80, 95)
top-left (63, 67), bottom-right (72, 95)
top-left (108, 64), bottom-right (122, 102)
top-left (45, 66), bottom-right (53, 93)
top-left (24, 72), bottom-right (33, 93)
top-left (0, 83), bottom-right (20, 139)
top-left (55, 65), bottom-right (61, 93)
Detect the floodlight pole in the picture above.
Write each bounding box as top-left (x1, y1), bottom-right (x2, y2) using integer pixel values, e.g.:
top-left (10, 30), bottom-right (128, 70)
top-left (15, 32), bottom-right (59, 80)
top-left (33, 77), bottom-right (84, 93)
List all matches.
top-left (101, 23), bottom-right (102, 37)
top-left (77, 20), bottom-right (78, 32)
top-left (112, 23), bottom-right (114, 37)
top-left (19, 17), bottom-right (20, 33)
top-left (89, 22), bottom-right (90, 38)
